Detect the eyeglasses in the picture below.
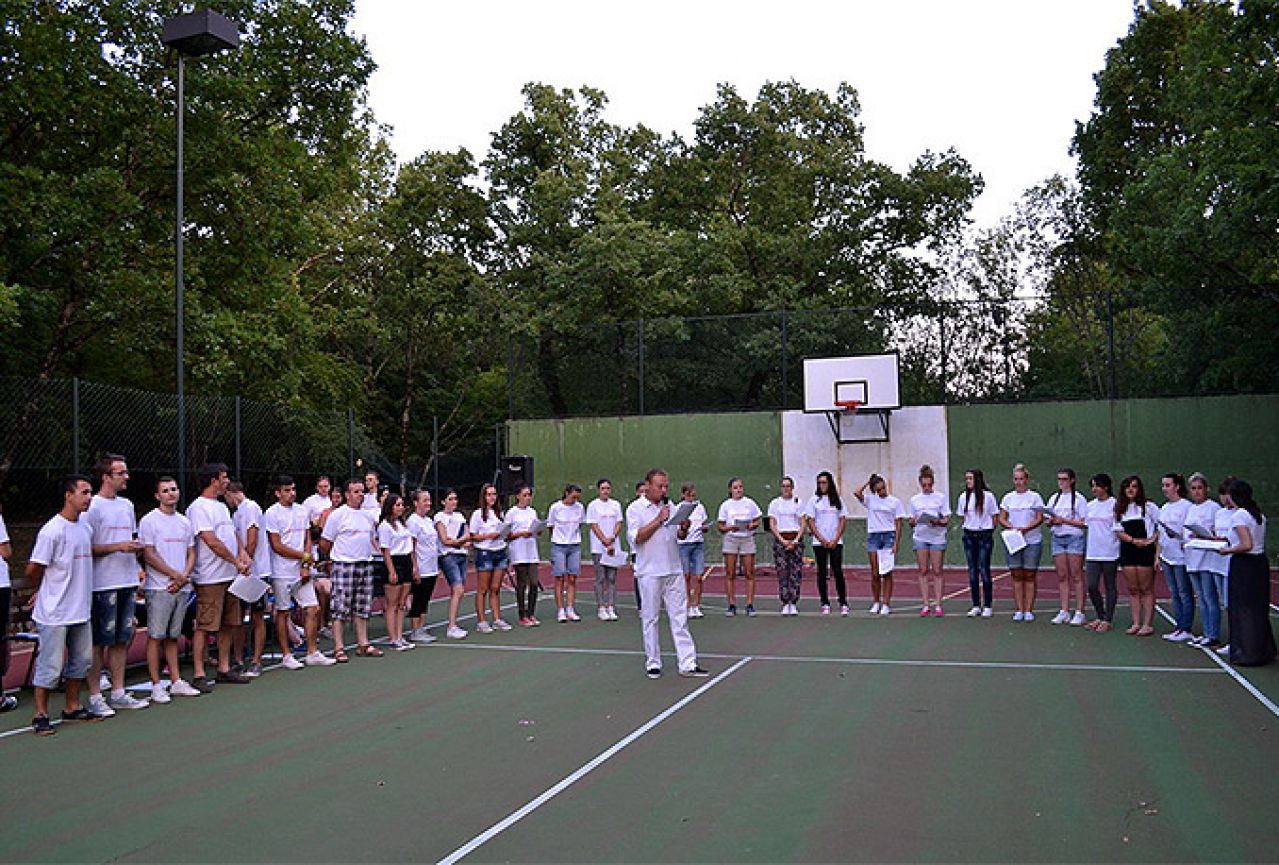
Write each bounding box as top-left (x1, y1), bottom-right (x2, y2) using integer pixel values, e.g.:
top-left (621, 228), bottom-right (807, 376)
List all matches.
top-left (110, 470), bottom-right (130, 476)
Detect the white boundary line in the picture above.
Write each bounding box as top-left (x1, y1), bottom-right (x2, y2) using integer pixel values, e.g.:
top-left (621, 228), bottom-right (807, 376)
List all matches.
top-left (1155, 604), bottom-right (1279, 719)
top-left (436, 656), bottom-right (753, 865)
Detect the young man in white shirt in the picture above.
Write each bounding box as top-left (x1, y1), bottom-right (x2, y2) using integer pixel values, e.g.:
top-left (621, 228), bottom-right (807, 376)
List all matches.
top-left (138, 476), bottom-right (201, 702)
top-left (265, 475), bottom-right (335, 669)
top-left (226, 482), bottom-right (270, 677)
top-left (187, 463), bottom-right (253, 691)
top-left (626, 469), bottom-right (708, 680)
top-left (0, 506), bottom-right (14, 714)
top-left (360, 470), bottom-right (383, 514)
top-left (25, 475), bottom-right (100, 735)
top-left (85, 454), bottom-right (148, 715)
top-left (301, 475), bottom-right (333, 525)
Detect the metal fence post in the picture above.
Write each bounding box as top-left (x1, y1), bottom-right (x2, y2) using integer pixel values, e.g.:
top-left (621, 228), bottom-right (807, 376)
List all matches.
top-left (234, 395), bottom-right (242, 480)
top-left (637, 318), bottom-right (645, 416)
top-left (1106, 290), bottom-right (1118, 399)
top-left (780, 311), bottom-right (788, 409)
top-left (72, 377), bottom-right (81, 475)
top-left (347, 408), bottom-right (355, 477)
top-left (432, 415), bottom-right (439, 495)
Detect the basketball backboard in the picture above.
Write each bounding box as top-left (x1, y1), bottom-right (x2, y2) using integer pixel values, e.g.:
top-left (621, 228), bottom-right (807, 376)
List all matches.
top-left (802, 353), bottom-right (900, 443)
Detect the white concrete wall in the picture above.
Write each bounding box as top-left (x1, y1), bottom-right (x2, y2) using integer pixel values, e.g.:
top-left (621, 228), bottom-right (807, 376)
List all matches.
top-left (780, 406), bottom-right (950, 518)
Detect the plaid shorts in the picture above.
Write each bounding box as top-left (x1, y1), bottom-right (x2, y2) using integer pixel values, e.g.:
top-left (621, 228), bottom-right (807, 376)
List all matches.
top-left (329, 561), bottom-right (373, 621)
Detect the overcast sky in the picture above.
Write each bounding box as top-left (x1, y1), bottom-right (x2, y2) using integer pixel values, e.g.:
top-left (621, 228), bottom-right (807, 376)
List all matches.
top-left (350, 0), bottom-right (1135, 226)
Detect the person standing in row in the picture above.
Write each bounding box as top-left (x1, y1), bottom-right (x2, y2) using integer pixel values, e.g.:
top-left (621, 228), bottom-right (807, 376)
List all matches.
top-left (1000, 464), bottom-right (1045, 622)
top-left (265, 476), bottom-right (334, 667)
top-left (1211, 479), bottom-right (1237, 632)
top-left (138, 476), bottom-right (202, 701)
top-left (1184, 473), bottom-right (1223, 648)
top-left (434, 489), bottom-right (471, 640)
top-left (587, 479), bottom-right (625, 621)
top-left (378, 493), bottom-right (416, 649)
top-left (1220, 479), bottom-right (1275, 667)
top-left (1116, 475), bottom-right (1160, 636)
top-left (768, 476), bottom-right (806, 616)
top-left (548, 484), bottom-right (585, 622)
top-left (301, 475), bottom-right (332, 525)
top-left (1084, 473), bottom-right (1120, 632)
top-left (86, 454), bottom-right (148, 714)
top-left (188, 463), bottom-right (252, 690)
top-left (0, 505), bottom-right (15, 713)
top-left (360, 470), bottom-right (382, 515)
top-left (227, 482), bottom-right (270, 677)
top-left (855, 474), bottom-right (906, 616)
top-left (1158, 473), bottom-right (1195, 643)
top-left (1046, 468), bottom-right (1088, 626)
top-left (957, 469), bottom-right (997, 618)
top-left (908, 465), bottom-right (950, 617)
top-left (504, 485), bottom-right (542, 627)
top-left (406, 489), bottom-right (440, 642)
top-left (677, 482), bottom-right (709, 619)
top-left (26, 476), bottom-right (99, 735)
top-left (470, 484), bottom-right (510, 633)
top-left (718, 478), bottom-right (762, 617)
top-left (804, 471), bottom-right (849, 616)
top-left (627, 468), bottom-right (708, 679)
top-left (320, 479), bottom-right (382, 660)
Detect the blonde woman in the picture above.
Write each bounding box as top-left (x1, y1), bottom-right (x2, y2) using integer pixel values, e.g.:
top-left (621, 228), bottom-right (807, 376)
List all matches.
top-left (586, 479), bottom-right (625, 621)
top-left (377, 494), bottom-right (414, 650)
top-left (908, 465), bottom-right (950, 616)
top-left (999, 464), bottom-right (1045, 622)
top-left (434, 489), bottom-right (471, 640)
top-left (717, 478), bottom-right (762, 617)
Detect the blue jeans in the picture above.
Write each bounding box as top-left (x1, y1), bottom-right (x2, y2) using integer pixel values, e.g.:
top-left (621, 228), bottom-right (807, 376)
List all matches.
top-left (963, 530), bottom-right (994, 608)
top-left (1188, 569), bottom-right (1221, 640)
top-left (1162, 562), bottom-right (1195, 632)
top-left (678, 542), bottom-right (705, 576)
top-left (439, 554), bottom-right (467, 587)
top-left (551, 543), bottom-right (581, 577)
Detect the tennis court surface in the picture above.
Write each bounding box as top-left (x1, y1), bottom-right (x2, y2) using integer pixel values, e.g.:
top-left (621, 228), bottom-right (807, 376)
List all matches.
top-left (3, 583), bottom-right (1277, 864)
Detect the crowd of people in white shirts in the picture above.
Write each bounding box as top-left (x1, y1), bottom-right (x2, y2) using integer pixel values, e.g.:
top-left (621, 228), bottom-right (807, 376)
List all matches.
top-left (6, 454), bottom-right (1273, 737)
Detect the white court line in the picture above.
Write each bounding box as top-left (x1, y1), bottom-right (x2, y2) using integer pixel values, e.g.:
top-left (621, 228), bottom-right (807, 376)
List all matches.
top-left (436, 656), bottom-right (753, 865)
top-left (1155, 604), bottom-right (1279, 719)
top-left (942, 570), bottom-right (1011, 601)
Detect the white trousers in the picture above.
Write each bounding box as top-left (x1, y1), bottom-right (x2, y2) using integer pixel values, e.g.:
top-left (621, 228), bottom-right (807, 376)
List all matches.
top-left (637, 572), bottom-right (698, 672)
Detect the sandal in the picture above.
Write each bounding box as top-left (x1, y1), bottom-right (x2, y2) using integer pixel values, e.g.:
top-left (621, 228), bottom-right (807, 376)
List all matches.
top-left (1125, 624), bottom-right (1141, 635)
top-left (356, 644), bottom-right (384, 658)
top-left (1097, 621), bottom-right (1113, 632)
top-left (333, 647), bottom-right (349, 663)
top-left (1136, 626), bottom-right (1154, 637)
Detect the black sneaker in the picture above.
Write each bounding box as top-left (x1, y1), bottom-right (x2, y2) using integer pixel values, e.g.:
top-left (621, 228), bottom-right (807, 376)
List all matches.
top-left (216, 669), bottom-right (252, 684)
top-left (191, 676), bottom-right (217, 693)
top-left (61, 706), bottom-right (106, 723)
top-left (645, 667), bottom-right (662, 679)
top-left (746, 604), bottom-right (757, 617)
top-left (679, 666), bottom-right (711, 678)
top-left (32, 714), bottom-right (56, 736)
top-left (0, 693), bottom-right (18, 713)
top-left (725, 605), bottom-right (737, 617)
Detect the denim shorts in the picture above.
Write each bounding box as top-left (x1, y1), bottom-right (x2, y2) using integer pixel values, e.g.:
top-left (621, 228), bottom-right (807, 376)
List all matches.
top-left (474, 547), bottom-right (510, 572)
top-left (440, 553), bottom-right (468, 587)
top-left (1051, 534), bottom-right (1086, 556)
top-left (1007, 544), bottom-right (1043, 570)
top-left (91, 587), bottom-right (137, 646)
top-left (34, 621), bottom-right (93, 689)
top-left (912, 540), bottom-right (946, 552)
top-left (867, 531), bottom-right (895, 552)
top-left (144, 588), bottom-right (192, 641)
top-left (551, 543), bottom-right (581, 577)
top-left (678, 542), bottom-right (705, 576)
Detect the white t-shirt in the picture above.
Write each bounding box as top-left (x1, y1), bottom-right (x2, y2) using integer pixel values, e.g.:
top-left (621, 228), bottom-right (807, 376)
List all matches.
top-left (1119, 501), bottom-right (1161, 541)
top-left (1184, 500), bottom-right (1223, 573)
top-left (29, 514), bottom-right (94, 626)
top-left (586, 498), bottom-right (625, 555)
top-left (803, 495), bottom-right (848, 545)
top-left (321, 505), bottom-right (376, 563)
top-left (138, 508), bottom-right (194, 592)
top-left (909, 491), bottom-right (951, 545)
top-left (0, 513), bottom-right (9, 589)
top-left (677, 501), bottom-right (710, 545)
top-left (360, 490), bottom-right (382, 515)
top-left (86, 493), bottom-right (139, 592)
top-left (1001, 490), bottom-right (1046, 535)
top-left (406, 513), bottom-right (441, 576)
top-left (1157, 499), bottom-right (1192, 565)
top-left (377, 520), bottom-right (413, 556)
top-left (264, 502), bottom-right (311, 580)
top-left (233, 498), bottom-right (273, 577)
top-left (767, 496), bottom-right (804, 534)
top-left (469, 509), bottom-right (507, 552)
top-left (955, 490), bottom-right (999, 531)
top-left (627, 497), bottom-right (681, 577)
top-left (301, 493), bottom-right (331, 523)
top-left (1045, 490), bottom-right (1087, 538)
top-left (1084, 497), bottom-right (1120, 561)
top-left (1230, 509), bottom-right (1267, 555)
top-left (434, 511), bottom-right (469, 556)
top-left (717, 497), bottom-right (762, 538)
top-left (1207, 506), bottom-right (1236, 575)
top-left (547, 501), bottom-right (585, 546)
top-left (864, 494), bottom-right (906, 534)
top-left (504, 505), bottom-right (542, 565)
top-left (187, 496), bottom-right (239, 585)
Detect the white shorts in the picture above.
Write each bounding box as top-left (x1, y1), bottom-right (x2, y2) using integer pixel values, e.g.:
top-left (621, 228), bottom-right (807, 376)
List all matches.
top-left (272, 577), bottom-right (319, 611)
top-left (722, 534), bottom-right (757, 556)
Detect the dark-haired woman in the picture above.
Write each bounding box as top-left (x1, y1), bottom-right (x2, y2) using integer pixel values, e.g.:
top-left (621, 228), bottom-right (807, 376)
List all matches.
top-left (803, 471), bottom-right (849, 616)
top-left (1221, 480), bottom-right (1275, 666)
top-left (908, 465), bottom-right (950, 617)
top-left (1046, 468), bottom-right (1088, 626)
top-left (505, 485), bottom-right (543, 627)
top-left (1084, 474), bottom-right (1120, 632)
top-left (854, 474), bottom-right (907, 616)
top-left (587, 479), bottom-right (625, 621)
top-left (1116, 475), bottom-right (1161, 636)
top-left (1157, 473), bottom-right (1194, 643)
top-left (377, 494), bottom-right (414, 651)
top-left (547, 484), bottom-right (585, 622)
top-left (768, 477), bottom-right (806, 616)
top-left (406, 489), bottom-right (439, 643)
top-left (434, 489), bottom-right (471, 640)
top-left (470, 483), bottom-right (510, 633)
top-left (956, 469), bottom-right (998, 617)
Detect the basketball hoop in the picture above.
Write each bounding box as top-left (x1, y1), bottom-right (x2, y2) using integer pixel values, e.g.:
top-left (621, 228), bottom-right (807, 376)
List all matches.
top-left (835, 399), bottom-right (862, 417)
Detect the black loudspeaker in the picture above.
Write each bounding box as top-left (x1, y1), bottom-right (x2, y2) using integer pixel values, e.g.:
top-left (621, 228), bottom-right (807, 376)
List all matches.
top-left (499, 455), bottom-right (534, 496)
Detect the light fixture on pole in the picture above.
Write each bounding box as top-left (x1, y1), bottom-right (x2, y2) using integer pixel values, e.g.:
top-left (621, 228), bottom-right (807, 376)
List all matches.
top-left (161, 10), bottom-right (239, 499)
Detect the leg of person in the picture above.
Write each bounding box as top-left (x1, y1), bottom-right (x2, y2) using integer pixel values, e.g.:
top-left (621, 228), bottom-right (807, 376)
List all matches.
top-left (489, 571), bottom-right (506, 625)
top-left (1025, 558), bottom-right (1039, 617)
top-left (723, 552), bottom-right (738, 611)
top-left (566, 546), bottom-right (581, 617)
top-left (353, 563), bottom-right (377, 653)
top-left (929, 549), bottom-right (945, 613)
top-left (1170, 563), bottom-right (1195, 634)
top-left (32, 623), bottom-right (70, 723)
top-left (1053, 553), bottom-right (1071, 619)
top-left (514, 564), bottom-right (531, 621)
top-left (743, 554), bottom-right (756, 609)
top-left (916, 549), bottom-right (930, 613)
top-left (1068, 554), bottom-right (1087, 623)
top-left (869, 551), bottom-right (881, 608)
top-left (592, 554), bottom-right (606, 613)
top-left (217, 594), bottom-right (247, 680)
top-left (831, 544), bottom-right (847, 611)
top-left (604, 565), bottom-right (618, 616)
top-left (882, 574), bottom-right (894, 609)
top-left (1197, 570), bottom-right (1222, 643)
top-left (814, 546), bottom-right (831, 609)
top-left (475, 568), bottom-right (490, 626)
top-left (329, 563), bottom-right (355, 660)
top-left (250, 606), bottom-right (266, 667)
top-left (661, 571), bottom-right (701, 674)
top-left (977, 533), bottom-right (994, 612)
top-left (1102, 561), bottom-right (1119, 629)
top-left (637, 575), bottom-right (664, 675)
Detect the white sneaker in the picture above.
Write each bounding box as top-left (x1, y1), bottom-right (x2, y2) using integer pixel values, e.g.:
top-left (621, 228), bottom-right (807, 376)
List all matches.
top-left (1024, 611), bottom-right (1035, 622)
top-left (1013, 611), bottom-right (1025, 622)
top-left (1070, 610), bottom-right (1087, 626)
top-left (981, 607), bottom-right (993, 618)
top-left (494, 619), bottom-right (513, 631)
top-left (967, 606), bottom-right (981, 617)
top-left (820, 605), bottom-right (831, 615)
top-left (411, 628), bottom-right (437, 643)
top-left (150, 684), bottom-right (171, 704)
top-left (280, 654), bottom-right (305, 670)
top-left (868, 602), bottom-right (881, 614)
top-left (1051, 610), bottom-right (1070, 625)
top-left (879, 605), bottom-right (891, 616)
top-left (394, 638), bottom-right (416, 651)
top-left (108, 691), bottom-right (149, 710)
top-left (446, 626), bottom-right (468, 640)
top-left (598, 608), bottom-right (610, 621)
top-left (609, 608), bottom-right (620, 620)
top-left (1169, 630), bottom-right (1193, 643)
top-left (169, 678), bottom-right (202, 697)
top-left (566, 607), bottom-right (581, 622)
top-left (304, 651), bottom-right (337, 667)
top-left (693, 607), bottom-right (704, 618)
top-left (840, 604), bottom-right (850, 617)
top-left (1216, 644), bottom-right (1231, 656)
top-left (557, 608), bottom-right (568, 623)
top-left (477, 621), bottom-right (493, 634)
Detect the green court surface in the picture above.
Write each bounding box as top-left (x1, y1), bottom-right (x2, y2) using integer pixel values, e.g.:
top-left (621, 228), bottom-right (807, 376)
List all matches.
top-left (3, 596), bottom-right (1277, 864)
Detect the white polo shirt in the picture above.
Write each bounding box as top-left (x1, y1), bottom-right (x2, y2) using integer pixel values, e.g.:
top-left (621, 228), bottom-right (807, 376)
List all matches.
top-left (627, 497), bottom-right (681, 578)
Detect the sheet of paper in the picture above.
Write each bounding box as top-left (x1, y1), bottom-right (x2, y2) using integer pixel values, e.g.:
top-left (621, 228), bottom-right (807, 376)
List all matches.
top-left (1158, 521), bottom-right (1183, 539)
top-left (599, 547), bottom-right (629, 568)
top-left (877, 549), bottom-right (896, 574)
top-left (1185, 538), bottom-right (1228, 551)
top-left (664, 500), bottom-right (697, 526)
top-left (229, 574), bottom-right (269, 603)
top-left (1185, 523), bottom-right (1214, 539)
top-left (1002, 528), bottom-right (1028, 554)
